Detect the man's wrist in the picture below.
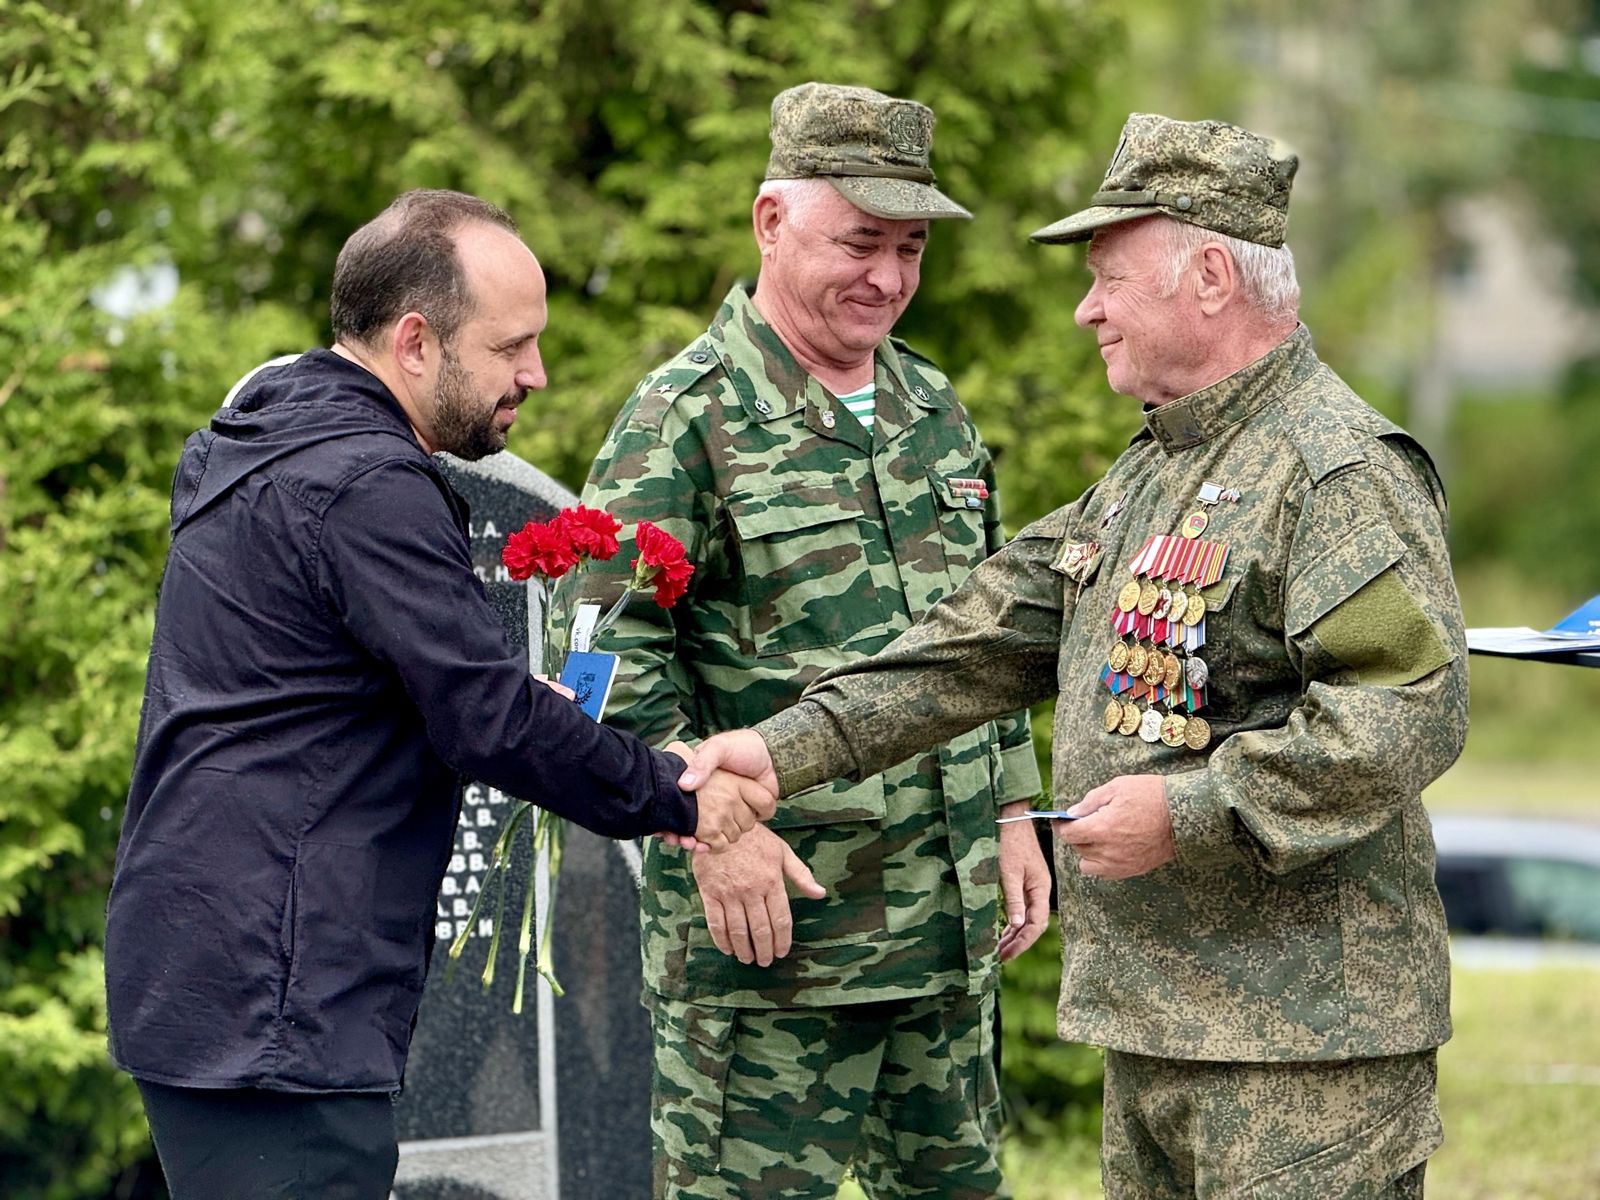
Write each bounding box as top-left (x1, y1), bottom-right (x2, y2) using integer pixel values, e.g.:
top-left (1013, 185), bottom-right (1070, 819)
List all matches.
top-left (998, 798), bottom-right (1034, 818)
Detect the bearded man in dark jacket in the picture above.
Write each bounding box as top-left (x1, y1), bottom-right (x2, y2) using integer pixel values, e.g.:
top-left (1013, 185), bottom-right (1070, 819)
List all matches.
top-left (106, 189), bottom-right (773, 1199)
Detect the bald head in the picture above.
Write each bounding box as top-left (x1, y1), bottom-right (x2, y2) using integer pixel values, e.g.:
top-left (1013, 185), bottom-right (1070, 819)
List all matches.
top-left (330, 189), bottom-right (519, 350)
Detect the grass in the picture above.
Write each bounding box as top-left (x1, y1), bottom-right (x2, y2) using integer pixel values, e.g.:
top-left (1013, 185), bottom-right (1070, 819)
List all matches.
top-left (1427, 757), bottom-right (1600, 820)
top-left (1431, 962), bottom-right (1600, 1199)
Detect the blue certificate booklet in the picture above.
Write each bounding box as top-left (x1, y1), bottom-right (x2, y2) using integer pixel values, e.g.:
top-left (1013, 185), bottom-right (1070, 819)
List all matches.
top-left (557, 651), bottom-right (620, 722)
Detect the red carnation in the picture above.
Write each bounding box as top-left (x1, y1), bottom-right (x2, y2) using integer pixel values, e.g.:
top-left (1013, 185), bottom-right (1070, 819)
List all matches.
top-left (502, 518), bottom-right (580, 581)
top-left (555, 505), bottom-right (622, 561)
top-left (632, 521), bottom-right (694, 608)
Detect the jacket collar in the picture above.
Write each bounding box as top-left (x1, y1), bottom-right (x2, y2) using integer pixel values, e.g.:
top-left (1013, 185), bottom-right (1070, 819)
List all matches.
top-left (1143, 325), bottom-right (1319, 453)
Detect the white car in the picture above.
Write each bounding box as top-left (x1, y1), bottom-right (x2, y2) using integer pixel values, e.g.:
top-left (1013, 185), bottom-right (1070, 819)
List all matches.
top-left (1430, 812), bottom-right (1600, 965)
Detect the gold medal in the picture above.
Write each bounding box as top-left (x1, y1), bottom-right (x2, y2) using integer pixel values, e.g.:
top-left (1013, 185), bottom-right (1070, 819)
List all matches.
top-left (1117, 580), bottom-right (1142, 613)
top-left (1182, 591), bottom-right (1206, 626)
top-left (1117, 701), bottom-right (1141, 736)
top-left (1127, 642), bottom-right (1149, 678)
top-left (1159, 711), bottom-right (1188, 747)
top-left (1180, 510), bottom-right (1209, 538)
top-left (1162, 652), bottom-right (1183, 690)
top-left (1137, 579), bottom-right (1160, 615)
top-left (1166, 589), bottom-right (1188, 624)
top-left (1108, 640), bottom-right (1130, 673)
top-left (1142, 656), bottom-right (1165, 687)
top-left (1183, 715), bottom-right (1212, 751)
top-left (1102, 699), bottom-right (1123, 733)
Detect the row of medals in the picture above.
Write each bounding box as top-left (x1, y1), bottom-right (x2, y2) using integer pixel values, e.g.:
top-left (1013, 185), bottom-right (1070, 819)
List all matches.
top-left (1101, 541), bottom-right (1223, 752)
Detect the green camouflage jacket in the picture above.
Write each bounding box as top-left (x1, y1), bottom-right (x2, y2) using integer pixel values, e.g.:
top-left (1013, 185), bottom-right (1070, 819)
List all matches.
top-left (568, 284), bottom-right (1041, 1008)
top-left (760, 326), bottom-right (1468, 1060)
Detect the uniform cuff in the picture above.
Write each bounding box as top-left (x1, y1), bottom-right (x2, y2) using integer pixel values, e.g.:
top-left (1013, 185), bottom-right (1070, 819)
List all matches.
top-left (650, 748), bottom-right (698, 836)
top-left (995, 739), bottom-right (1043, 805)
top-left (755, 701), bottom-right (858, 797)
top-left (1164, 769), bottom-right (1243, 870)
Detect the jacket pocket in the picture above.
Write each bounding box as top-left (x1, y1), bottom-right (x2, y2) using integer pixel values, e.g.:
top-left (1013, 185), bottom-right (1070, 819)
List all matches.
top-left (275, 860), bottom-right (300, 1020)
top-left (927, 468), bottom-right (989, 583)
top-left (280, 840), bottom-right (430, 1078)
top-left (1191, 572), bottom-right (1242, 721)
top-left (1245, 1074), bottom-right (1441, 1196)
top-left (724, 475), bottom-right (888, 657)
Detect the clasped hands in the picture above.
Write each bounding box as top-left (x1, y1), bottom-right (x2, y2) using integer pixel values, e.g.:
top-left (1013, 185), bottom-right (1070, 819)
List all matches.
top-left (662, 731), bottom-right (825, 967)
top-left (662, 731), bottom-right (1055, 968)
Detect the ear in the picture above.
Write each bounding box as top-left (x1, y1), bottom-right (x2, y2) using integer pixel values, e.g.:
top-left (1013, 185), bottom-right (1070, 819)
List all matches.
top-left (1195, 243), bottom-right (1237, 316)
top-left (752, 192), bottom-right (783, 257)
top-left (391, 312), bottom-right (434, 378)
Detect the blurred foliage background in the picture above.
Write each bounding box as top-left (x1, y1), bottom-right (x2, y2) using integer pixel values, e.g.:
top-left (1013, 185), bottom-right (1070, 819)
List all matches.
top-left (2, 0), bottom-right (1597, 1196)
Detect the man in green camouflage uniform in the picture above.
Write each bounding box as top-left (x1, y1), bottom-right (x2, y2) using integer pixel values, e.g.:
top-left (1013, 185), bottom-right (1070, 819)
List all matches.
top-left (567, 83), bottom-right (1048, 1199)
top-left (686, 114), bottom-right (1468, 1198)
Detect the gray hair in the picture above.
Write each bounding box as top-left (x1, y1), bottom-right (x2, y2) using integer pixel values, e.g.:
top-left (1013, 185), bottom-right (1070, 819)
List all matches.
top-left (757, 177), bottom-right (837, 228)
top-left (1157, 217), bottom-right (1300, 322)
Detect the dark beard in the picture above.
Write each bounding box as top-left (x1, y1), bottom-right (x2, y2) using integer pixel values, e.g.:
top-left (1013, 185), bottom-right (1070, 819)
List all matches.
top-left (432, 349), bottom-right (519, 461)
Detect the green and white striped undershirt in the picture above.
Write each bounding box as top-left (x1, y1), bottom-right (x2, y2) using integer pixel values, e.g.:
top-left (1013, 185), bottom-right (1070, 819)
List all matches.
top-left (837, 382), bottom-right (876, 430)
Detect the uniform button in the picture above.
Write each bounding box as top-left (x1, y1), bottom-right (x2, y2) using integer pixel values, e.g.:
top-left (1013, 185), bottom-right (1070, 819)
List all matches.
top-left (690, 352), bottom-right (709, 364)
top-left (1176, 194), bottom-right (1193, 211)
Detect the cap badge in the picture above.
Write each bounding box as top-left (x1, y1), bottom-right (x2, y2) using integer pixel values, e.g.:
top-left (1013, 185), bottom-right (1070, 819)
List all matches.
top-left (887, 104), bottom-right (927, 155)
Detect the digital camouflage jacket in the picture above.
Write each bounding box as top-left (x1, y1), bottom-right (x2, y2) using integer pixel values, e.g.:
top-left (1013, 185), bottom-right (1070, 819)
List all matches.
top-left (760, 327), bottom-right (1468, 1060)
top-left (568, 285), bottom-right (1041, 1008)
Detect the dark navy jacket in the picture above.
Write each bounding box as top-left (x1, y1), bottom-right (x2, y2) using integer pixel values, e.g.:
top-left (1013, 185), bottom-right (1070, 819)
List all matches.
top-left (106, 350), bottom-right (695, 1093)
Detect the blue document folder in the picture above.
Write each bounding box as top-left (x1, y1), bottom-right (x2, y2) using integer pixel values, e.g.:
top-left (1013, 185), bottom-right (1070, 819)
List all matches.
top-left (557, 650), bottom-right (620, 722)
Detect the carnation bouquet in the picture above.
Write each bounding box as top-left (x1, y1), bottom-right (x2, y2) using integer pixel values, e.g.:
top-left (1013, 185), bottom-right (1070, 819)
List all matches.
top-left (447, 506), bottom-right (692, 1010)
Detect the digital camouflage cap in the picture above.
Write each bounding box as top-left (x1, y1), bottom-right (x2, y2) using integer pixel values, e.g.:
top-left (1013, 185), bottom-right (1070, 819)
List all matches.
top-left (1030, 113), bottom-right (1298, 247)
top-left (765, 82), bottom-right (972, 221)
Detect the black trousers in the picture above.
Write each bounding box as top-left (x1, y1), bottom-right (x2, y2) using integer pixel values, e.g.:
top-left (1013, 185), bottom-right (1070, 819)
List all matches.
top-left (136, 1078), bottom-right (398, 1200)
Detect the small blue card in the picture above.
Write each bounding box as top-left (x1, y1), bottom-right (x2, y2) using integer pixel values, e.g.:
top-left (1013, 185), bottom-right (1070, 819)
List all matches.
top-left (557, 650), bottom-right (620, 722)
top-left (996, 810), bottom-right (1081, 823)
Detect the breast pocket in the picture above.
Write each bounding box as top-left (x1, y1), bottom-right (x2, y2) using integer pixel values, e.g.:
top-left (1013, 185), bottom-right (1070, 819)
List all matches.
top-left (725, 476), bottom-right (889, 658)
top-left (1192, 572), bottom-right (1243, 721)
top-left (927, 469), bottom-right (989, 585)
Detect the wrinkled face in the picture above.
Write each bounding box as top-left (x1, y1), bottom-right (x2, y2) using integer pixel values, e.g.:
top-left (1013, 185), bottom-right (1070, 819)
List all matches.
top-left (763, 185), bottom-right (928, 361)
top-left (1074, 217), bottom-right (1206, 406)
top-left (426, 223), bottom-right (548, 460)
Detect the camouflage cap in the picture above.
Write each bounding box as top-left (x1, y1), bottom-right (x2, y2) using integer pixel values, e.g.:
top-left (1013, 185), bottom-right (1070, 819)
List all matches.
top-left (765, 82), bottom-right (972, 221)
top-left (1030, 113), bottom-right (1298, 247)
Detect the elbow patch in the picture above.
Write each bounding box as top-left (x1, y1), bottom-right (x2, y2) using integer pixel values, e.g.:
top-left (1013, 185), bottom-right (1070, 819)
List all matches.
top-left (1309, 569), bottom-right (1453, 686)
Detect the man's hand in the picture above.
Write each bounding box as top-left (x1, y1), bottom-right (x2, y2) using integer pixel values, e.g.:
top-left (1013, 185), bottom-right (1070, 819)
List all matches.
top-left (996, 802), bottom-right (1052, 961)
top-left (1053, 774), bottom-right (1176, 880)
top-left (678, 729), bottom-right (779, 798)
top-left (692, 825), bottom-right (826, 966)
top-left (533, 673), bottom-right (576, 701)
top-left (663, 736), bottom-right (777, 853)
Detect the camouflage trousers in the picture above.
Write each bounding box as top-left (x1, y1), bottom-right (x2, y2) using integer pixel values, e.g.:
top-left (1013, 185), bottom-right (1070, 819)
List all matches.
top-left (1100, 1048), bottom-right (1441, 1199)
top-left (648, 990), bottom-right (1006, 1200)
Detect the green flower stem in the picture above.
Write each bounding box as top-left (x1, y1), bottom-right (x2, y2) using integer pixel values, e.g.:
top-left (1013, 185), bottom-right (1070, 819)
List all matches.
top-left (446, 800), bottom-right (527, 965)
top-left (477, 801), bottom-right (530, 990)
top-left (587, 583), bottom-right (638, 646)
top-left (511, 838), bottom-right (538, 1014)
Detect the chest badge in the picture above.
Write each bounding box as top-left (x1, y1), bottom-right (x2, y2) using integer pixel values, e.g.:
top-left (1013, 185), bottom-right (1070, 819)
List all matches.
top-left (1052, 539), bottom-right (1102, 583)
top-left (947, 476), bottom-right (990, 510)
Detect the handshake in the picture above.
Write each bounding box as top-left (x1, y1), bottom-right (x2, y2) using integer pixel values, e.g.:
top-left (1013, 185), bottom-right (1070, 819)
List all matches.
top-left (661, 729), bottom-right (778, 854)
